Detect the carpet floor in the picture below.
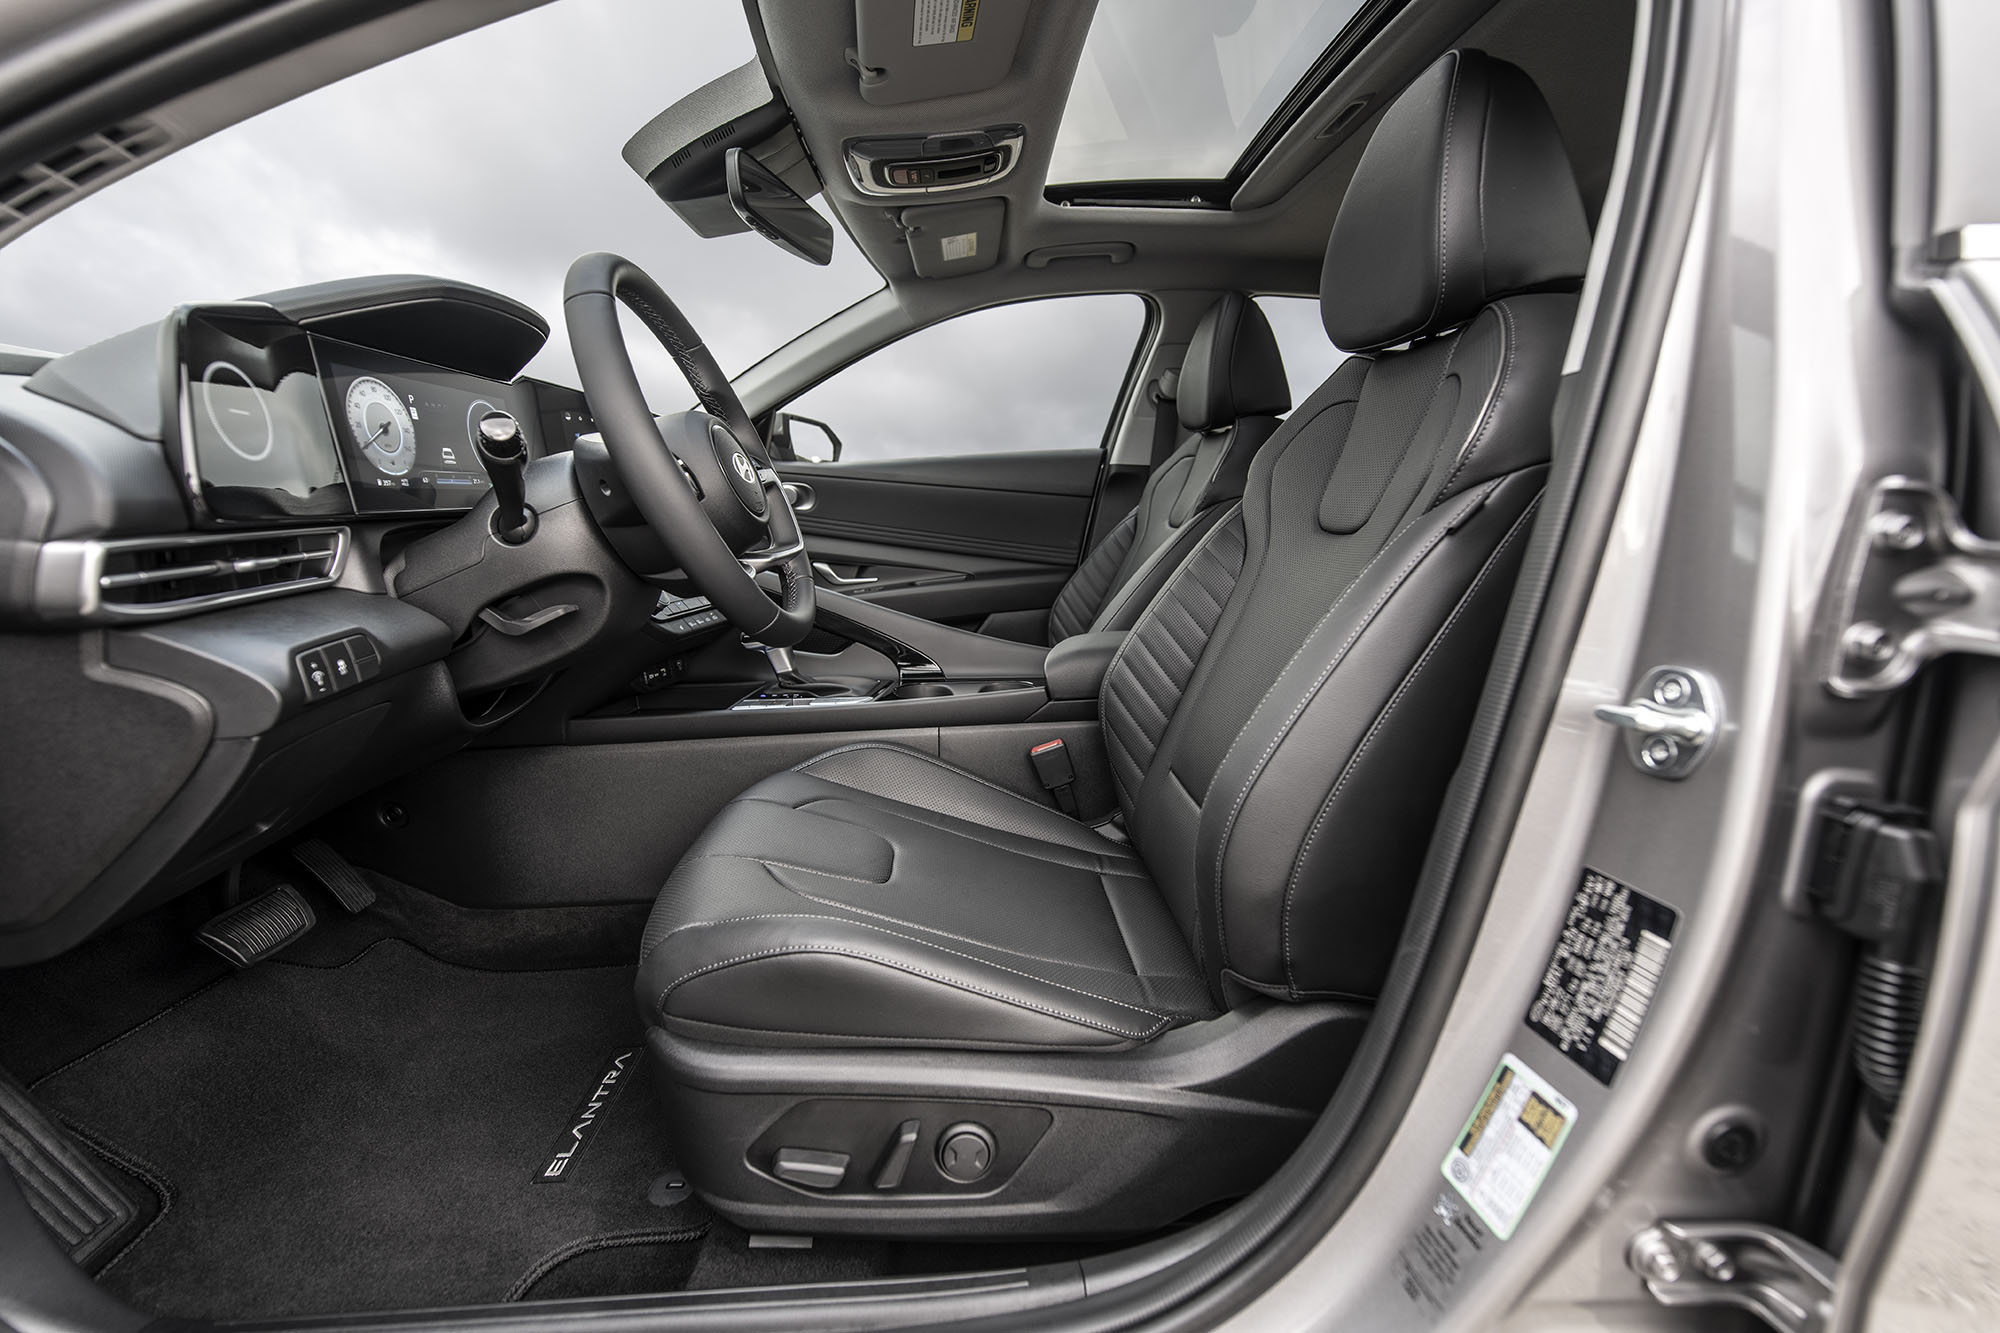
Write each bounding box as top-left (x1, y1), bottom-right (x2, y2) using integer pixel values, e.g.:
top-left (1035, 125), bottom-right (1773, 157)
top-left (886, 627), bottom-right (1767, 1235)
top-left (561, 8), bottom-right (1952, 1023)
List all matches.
top-left (31, 938), bottom-right (706, 1320)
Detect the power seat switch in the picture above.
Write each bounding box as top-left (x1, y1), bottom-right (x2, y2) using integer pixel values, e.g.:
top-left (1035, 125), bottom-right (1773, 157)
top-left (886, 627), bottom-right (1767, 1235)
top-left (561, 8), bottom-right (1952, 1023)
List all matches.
top-left (1029, 739), bottom-right (1079, 816)
top-left (771, 1147), bottom-right (849, 1191)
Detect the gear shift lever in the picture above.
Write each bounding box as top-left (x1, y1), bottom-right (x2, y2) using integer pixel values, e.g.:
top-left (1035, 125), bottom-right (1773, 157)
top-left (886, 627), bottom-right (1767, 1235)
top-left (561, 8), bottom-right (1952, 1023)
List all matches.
top-left (474, 411), bottom-right (535, 543)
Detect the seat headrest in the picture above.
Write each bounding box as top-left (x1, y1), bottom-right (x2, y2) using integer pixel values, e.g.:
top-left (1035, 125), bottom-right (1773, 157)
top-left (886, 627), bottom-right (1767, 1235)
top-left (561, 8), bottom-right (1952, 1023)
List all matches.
top-left (1320, 49), bottom-right (1589, 353)
top-left (1178, 292), bottom-right (1292, 432)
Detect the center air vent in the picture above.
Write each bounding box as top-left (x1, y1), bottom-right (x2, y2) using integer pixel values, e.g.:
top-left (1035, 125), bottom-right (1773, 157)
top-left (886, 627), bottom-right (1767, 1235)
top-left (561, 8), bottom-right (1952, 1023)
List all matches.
top-left (88, 529), bottom-right (346, 618)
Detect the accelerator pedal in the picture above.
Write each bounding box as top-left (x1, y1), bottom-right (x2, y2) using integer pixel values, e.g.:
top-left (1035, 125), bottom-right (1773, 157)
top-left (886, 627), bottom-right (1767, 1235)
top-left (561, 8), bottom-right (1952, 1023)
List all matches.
top-left (0, 1068), bottom-right (142, 1271)
top-left (196, 885), bottom-right (315, 967)
top-left (292, 838), bottom-right (378, 912)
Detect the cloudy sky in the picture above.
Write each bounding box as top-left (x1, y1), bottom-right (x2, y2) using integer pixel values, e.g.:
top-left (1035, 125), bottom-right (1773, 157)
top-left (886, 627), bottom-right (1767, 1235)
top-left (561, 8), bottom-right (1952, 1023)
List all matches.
top-left (0, 0), bottom-right (1343, 461)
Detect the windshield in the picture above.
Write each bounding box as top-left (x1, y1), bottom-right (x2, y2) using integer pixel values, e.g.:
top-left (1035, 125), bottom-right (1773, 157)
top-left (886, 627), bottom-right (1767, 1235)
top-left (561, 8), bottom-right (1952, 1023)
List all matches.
top-left (1049, 0), bottom-right (1371, 186)
top-left (0, 0), bottom-right (883, 399)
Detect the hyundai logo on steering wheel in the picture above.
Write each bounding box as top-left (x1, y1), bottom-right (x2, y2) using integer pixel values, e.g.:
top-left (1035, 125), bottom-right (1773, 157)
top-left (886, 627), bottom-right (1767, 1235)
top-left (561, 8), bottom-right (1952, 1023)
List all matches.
top-left (732, 451), bottom-right (757, 487)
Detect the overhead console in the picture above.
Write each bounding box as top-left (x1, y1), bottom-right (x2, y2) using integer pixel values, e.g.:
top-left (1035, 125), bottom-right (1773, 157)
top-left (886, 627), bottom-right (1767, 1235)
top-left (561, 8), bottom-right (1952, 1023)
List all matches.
top-left (841, 127), bottom-right (1024, 198)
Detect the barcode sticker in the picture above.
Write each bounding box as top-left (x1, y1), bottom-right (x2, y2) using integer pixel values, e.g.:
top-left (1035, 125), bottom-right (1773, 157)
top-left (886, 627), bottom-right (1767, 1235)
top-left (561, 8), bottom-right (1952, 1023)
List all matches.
top-left (1525, 868), bottom-right (1678, 1084)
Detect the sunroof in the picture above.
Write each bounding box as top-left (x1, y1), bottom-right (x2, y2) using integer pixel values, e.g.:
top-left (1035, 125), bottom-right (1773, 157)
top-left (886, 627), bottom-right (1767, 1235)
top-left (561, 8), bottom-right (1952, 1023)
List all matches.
top-left (1047, 0), bottom-right (1378, 193)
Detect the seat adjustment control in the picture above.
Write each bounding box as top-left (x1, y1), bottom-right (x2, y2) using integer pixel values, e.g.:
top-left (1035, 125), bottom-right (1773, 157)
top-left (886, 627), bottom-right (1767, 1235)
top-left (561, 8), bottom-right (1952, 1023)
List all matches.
top-left (936, 1122), bottom-right (995, 1184)
top-left (771, 1146), bottom-right (849, 1190)
top-left (873, 1118), bottom-right (922, 1190)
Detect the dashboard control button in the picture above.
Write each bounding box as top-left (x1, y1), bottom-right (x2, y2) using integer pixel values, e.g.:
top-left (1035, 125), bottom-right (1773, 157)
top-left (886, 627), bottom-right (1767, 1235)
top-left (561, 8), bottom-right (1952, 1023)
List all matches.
top-left (344, 635), bottom-right (381, 681)
top-left (321, 640), bottom-right (359, 690)
top-left (296, 649), bottom-right (335, 700)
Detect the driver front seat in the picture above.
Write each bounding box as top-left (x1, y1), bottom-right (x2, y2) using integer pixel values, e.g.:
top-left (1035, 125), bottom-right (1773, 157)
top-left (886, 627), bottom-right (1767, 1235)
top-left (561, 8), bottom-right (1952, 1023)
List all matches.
top-left (637, 49), bottom-right (1590, 1237)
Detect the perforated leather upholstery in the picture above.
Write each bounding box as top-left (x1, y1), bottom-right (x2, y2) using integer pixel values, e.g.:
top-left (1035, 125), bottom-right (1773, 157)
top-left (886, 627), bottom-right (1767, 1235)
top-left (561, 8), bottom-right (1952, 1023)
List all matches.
top-left (640, 48), bottom-right (1586, 1048)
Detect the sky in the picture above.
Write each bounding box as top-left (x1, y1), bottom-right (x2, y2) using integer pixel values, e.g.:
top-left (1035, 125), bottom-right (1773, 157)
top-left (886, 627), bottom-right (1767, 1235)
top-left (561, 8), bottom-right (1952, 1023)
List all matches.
top-left (0, 0), bottom-right (1345, 460)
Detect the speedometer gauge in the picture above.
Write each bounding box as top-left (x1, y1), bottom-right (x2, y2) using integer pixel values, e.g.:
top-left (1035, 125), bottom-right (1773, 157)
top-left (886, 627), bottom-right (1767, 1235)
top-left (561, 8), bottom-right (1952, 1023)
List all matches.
top-left (344, 376), bottom-right (416, 477)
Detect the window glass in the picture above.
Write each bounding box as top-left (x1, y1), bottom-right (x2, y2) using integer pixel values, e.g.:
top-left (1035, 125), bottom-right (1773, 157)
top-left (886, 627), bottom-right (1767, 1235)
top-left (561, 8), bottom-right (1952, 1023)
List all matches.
top-left (1255, 294), bottom-right (1347, 398)
top-left (784, 296), bottom-right (1147, 462)
top-left (0, 0), bottom-right (884, 403)
top-left (1049, 0), bottom-right (1371, 185)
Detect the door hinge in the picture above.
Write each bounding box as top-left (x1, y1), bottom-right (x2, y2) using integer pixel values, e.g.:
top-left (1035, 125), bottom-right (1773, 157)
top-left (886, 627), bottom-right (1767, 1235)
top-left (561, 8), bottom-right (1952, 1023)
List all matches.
top-left (1826, 476), bottom-right (2000, 698)
top-left (1629, 1220), bottom-right (1836, 1333)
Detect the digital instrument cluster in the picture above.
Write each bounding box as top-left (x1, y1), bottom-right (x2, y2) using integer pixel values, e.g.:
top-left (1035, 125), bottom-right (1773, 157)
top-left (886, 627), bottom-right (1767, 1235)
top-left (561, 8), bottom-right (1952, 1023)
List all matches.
top-left (173, 305), bottom-right (550, 525)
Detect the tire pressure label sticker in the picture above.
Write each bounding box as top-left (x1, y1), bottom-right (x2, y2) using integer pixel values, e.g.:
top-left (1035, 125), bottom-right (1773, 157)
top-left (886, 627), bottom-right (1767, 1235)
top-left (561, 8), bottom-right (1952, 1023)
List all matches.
top-left (536, 1048), bottom-right (639, 1182)
top-left (1439, 1053), bottom-right (1576, 1241)
top-left (913, 0), bottom-right (979, 45)
top-left (1525, 867), bottom-right (1677, 1085)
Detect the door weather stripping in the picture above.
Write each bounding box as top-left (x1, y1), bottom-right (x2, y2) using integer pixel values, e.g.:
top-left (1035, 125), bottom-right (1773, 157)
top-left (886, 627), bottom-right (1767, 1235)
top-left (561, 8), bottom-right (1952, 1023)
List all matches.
top-left (1594, 665), bottom-right (1721, 779)
top-left (1629, 1220), bottom-right (1836, 1333)
top-left (1825, 476), bottom-right (2000, 697)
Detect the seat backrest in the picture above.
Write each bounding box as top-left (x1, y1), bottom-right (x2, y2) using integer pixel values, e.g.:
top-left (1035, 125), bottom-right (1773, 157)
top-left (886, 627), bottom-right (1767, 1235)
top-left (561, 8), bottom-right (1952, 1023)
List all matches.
top-left (1101, 49), bottom-right (1591, 1005)
top-left (1046, 293), bottom-right (1290, 644)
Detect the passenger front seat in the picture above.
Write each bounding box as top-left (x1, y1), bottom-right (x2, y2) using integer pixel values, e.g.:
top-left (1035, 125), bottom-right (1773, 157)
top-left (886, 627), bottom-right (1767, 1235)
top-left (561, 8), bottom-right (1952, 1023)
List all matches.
top-left (1042, 292), bottom-right (1290, 644)
top-left (635, 49), bottom-right (1590, 1238)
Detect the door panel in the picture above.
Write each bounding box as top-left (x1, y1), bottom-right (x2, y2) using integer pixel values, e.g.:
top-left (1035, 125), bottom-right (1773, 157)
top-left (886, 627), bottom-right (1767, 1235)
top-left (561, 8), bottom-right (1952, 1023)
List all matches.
top-left (779, 449), bottom-right (1098, 625)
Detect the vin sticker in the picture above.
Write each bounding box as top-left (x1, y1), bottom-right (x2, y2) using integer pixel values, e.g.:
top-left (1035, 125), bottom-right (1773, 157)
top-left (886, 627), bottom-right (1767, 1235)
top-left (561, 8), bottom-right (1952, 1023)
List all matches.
top-left (536, 1048), bottom-right (639, 1183)
top-left (1525, 867), bottom-right (1677, 1085)
top-left (1441, 1053), bottom-right (1576, 1241)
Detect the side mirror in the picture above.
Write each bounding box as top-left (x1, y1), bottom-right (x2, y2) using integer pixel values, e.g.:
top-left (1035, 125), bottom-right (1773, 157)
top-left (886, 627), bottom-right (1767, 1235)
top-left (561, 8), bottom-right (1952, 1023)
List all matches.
top-left (725, 147), bottom-right (834, 266)
top-left (771, 411), bottom-right (844, 463)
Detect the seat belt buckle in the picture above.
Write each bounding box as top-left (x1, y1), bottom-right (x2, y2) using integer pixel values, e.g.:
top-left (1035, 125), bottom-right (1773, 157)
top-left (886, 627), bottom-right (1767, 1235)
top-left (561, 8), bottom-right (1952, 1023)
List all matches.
top-left (1029, 739), bottom-right (1079, 816)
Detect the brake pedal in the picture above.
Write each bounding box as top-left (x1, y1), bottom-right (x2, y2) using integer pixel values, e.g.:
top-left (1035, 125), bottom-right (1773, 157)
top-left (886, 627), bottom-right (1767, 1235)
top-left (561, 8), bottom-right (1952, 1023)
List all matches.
top-left (196, 885), bottom-right (315, 967)
top-left (292, 838), bottom-right (378, 912)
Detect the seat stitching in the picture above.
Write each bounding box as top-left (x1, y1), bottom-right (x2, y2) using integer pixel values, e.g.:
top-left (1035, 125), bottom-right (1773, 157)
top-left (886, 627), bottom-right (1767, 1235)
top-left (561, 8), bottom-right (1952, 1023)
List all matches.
top-left (682, 853), bottom-right (889, 886)
top-left (796, 798), bottom-right (1143, 874)
top-left (660, 946), bottom-right (1168, 1040)
top-left (1209, 484), bottom-right (1496, 965)
top-left (795, 742), bottom-right (1104, 835)
top-left (659, 908), bottom-right (1169, 1022)
top-left (1432, 302), bottom-right (1516, 504)
top-left (1279, 493), bottom-right (1540, 991)
top-left (1428, 50), bottom-right (1464, 334)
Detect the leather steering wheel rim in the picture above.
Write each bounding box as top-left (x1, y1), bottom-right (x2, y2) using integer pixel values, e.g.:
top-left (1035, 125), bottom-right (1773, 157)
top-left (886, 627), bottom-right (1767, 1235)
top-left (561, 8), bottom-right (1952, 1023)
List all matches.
top-left (562, 251), bottom-right (816, 647)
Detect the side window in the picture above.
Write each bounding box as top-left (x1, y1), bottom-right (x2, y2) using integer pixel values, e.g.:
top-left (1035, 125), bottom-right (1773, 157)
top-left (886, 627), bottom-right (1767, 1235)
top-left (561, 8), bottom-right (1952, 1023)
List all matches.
top-left (1254, 295), bottom-right (1347, 401)
top-left (778, 295), bottom-right (1146, 463)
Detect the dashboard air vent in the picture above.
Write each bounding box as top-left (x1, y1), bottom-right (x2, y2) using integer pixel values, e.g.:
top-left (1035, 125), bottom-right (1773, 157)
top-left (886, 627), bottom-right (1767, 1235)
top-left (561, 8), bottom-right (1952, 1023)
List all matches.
top-left (95, 530), bottom-right (345, 614)
top-left (0, 119), bottom-right (170, 241)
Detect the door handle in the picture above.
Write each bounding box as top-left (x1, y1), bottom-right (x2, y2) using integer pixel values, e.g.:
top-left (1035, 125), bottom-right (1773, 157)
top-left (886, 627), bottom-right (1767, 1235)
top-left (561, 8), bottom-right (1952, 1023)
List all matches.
top-left (812, 561), bottom-right (878, 587)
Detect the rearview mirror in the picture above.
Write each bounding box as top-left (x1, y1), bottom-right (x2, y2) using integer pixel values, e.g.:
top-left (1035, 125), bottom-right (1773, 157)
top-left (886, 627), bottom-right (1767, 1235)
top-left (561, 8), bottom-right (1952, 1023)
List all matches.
top-left (726, 147), bottom-right (834, 266)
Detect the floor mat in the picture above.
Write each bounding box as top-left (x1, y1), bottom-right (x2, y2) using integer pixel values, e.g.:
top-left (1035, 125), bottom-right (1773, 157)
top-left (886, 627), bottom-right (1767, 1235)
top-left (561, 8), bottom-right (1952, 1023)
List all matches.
top-left (32, 939), bottom-right (706, 1320)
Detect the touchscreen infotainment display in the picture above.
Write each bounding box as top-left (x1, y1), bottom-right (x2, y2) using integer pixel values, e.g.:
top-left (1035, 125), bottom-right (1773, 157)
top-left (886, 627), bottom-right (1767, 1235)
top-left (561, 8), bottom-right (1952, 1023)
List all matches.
top-left (315, 338), bottom-right (536, 514)
top-left (178, 308), bottom-right (350, 524)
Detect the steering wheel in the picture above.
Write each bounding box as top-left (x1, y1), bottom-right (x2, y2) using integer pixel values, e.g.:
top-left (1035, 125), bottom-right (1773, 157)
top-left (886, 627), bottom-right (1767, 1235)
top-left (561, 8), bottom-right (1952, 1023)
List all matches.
top-left (562, 252), bottom-right (815, 647)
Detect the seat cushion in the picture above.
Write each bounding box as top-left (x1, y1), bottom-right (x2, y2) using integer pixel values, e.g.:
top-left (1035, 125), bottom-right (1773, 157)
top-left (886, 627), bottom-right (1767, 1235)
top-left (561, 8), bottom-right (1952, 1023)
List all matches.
top-left (636, 743), bottom-right (1219, 1051)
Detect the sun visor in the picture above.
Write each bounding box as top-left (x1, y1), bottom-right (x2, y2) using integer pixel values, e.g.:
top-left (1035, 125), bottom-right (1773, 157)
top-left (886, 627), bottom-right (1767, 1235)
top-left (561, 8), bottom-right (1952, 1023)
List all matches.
top-left (850, 0), bottom-right (1031, 105)
top-left (622, 59), bottom-right (821, 240)
top-left (900, 197), bottom-right (1005, 277)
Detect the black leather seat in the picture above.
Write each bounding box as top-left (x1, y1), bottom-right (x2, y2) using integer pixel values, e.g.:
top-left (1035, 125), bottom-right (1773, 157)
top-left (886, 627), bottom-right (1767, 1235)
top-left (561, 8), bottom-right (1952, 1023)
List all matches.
top-left (1042, 292), bottom-right (1289, 644)
top-left (639, 49), bottom-right (1590, 1234)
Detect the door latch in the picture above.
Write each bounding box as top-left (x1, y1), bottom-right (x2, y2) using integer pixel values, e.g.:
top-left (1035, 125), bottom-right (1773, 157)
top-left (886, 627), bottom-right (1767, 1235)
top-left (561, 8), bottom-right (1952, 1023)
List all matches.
top-left (1629, 1219), bottom-right (1835, 1333)
top-left (1826, 476), bottom-right (2000, 697)
top-left (1594, 666), bottom-right (1721, 779)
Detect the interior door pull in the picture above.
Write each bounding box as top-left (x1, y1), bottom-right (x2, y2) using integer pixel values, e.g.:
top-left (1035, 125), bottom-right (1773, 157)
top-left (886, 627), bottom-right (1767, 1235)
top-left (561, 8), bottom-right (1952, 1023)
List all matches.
top-left (812, 561), bottom-right (878, 587)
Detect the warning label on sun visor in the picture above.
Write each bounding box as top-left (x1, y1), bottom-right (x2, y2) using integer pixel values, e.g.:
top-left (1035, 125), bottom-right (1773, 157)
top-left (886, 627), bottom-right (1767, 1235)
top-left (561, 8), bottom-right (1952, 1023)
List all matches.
top-left (1526, 867), bottom-right (1677, 1085)
top-left (914, 0), bottom-right (980, 45)
top-left (939, 231), bottom-right (979, 262)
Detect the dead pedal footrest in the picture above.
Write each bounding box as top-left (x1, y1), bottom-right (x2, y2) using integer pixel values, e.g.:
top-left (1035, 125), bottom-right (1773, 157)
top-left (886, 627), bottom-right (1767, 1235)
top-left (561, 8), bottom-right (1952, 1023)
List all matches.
top-left (196, 885), bottom-right (315, 967)
top-left (292, 838), bottom-right (378, 913)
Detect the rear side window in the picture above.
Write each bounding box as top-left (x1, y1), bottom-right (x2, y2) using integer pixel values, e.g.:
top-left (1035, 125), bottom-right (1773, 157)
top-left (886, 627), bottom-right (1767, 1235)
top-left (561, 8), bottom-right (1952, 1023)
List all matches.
top-left (782, 294), bottom-right (1146, 462)
top-left (1255, 294), bottom-right (1347, 399)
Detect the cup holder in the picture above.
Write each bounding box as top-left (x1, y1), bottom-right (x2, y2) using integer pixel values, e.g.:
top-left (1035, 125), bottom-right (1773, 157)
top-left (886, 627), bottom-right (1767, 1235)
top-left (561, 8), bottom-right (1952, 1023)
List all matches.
top-left (892, 682), bottom-right (955, 700)
top-left (977, 680), bottom-right (1037, 693)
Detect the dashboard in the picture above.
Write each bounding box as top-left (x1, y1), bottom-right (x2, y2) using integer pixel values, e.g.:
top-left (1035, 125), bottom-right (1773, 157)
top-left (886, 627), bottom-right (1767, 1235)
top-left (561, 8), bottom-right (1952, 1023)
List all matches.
top-left (177, 303), bottom-right (593, 526)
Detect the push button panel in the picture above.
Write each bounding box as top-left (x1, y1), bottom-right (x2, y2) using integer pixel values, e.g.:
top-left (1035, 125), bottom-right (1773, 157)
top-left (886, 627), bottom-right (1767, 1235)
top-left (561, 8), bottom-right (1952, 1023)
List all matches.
top-left (294, 633), bottom-right (382, 705)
